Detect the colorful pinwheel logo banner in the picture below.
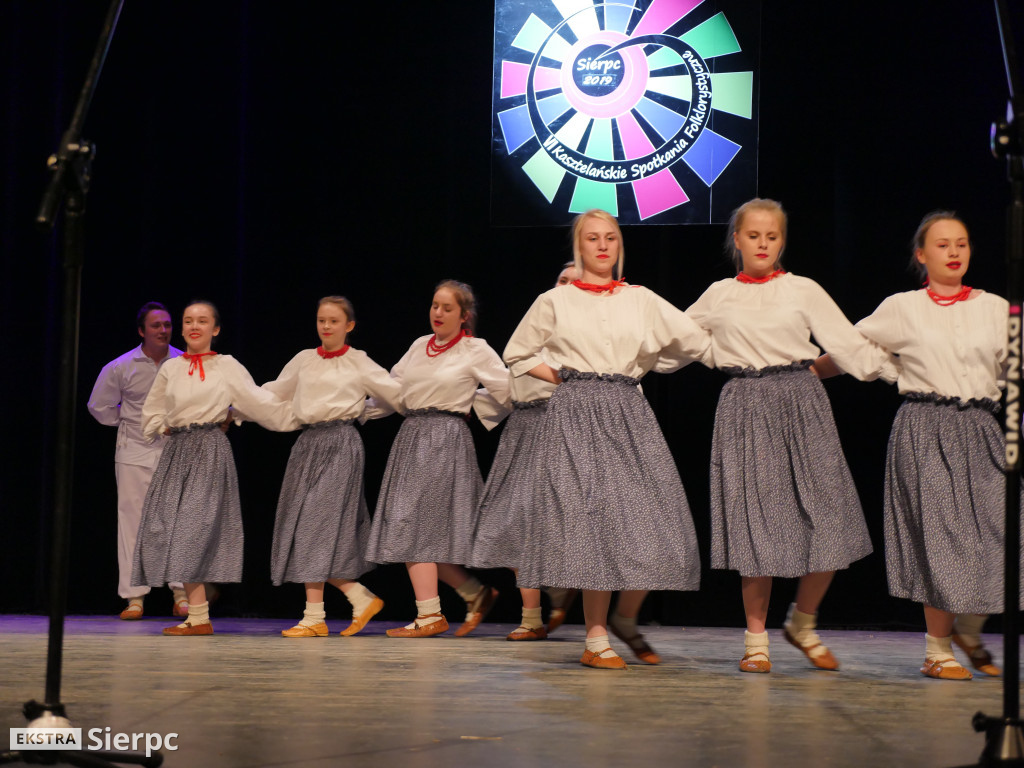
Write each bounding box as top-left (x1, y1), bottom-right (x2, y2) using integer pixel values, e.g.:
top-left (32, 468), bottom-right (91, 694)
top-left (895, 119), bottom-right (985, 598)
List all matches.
top-left (492, 0), bottom-right (759, 225)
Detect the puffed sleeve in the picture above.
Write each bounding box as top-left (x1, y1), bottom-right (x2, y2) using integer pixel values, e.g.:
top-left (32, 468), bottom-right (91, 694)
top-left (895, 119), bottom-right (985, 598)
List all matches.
top-left (261, 352), bottom-right (304, 401)
top-left (854, 294), bottom-right (910, 354)
top-left (682, 282), bottom-right (723, 370)
top-left (470, 340), bottom-right (512, 411)
top-left (363, 344), bottom-right (414, 420)
top-left (472, 387), bottom-right (513, 431)
top-left (141, 366), bottom-right (170, 441)
top-left (802, 280), bottom-right (896, 382)
top-left (645, 289), bottom-right (713, 373)
top-left (356, 351), bottom-right (403, 418)
top-left (504, 294), bottom-right (555, 377)
top-left (224, 357), bottom-right (299, 432)
top-left (685, 281), bottom-right (718, 329)
top-left (87, 360), bottom-right (123, 426)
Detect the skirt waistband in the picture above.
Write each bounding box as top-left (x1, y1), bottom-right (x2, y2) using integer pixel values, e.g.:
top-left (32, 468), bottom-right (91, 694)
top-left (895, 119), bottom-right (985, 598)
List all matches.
top-left (904, 391), bottom-right (1000, 413)
top-left (559, 369), bottom-right (640, 387)
top-left (167, 421), bottom-right (222, 434)
top-left (513, 398), bottom-right (549, 410)
top-left (721, 360), bottom-right (814, 378)
top-left (301, 417), bottom-right (356, 429)
top-left (404, 407), bottom-right (468, 420)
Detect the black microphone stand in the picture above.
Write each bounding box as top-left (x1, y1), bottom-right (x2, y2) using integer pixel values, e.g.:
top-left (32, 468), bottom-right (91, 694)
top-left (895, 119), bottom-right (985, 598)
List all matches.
top-left (0, 1), bottom-right (160, 766)
top-left (958, 1), bottom-right (1024, 766)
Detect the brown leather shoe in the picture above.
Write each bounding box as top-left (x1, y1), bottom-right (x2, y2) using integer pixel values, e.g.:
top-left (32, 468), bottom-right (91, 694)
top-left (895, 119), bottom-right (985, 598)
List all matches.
top-left (454, 587), bottom-right (498, 637)
top-left (119, 602), bottom-right (144, 621)
top-left (386, 614), bottom-right (449, 638)
top-left (952, 633), bottom-right (1002, 676)
top-left (506, 625), bottom-right (548, 641)
top-left (580, 649), bottom-right (627, 669)
top-left (921, 657), bottom-right (973, 680)
top-left (783, 627), bottom-right (839, 670)
top-left (281, 621), bottom-right (328, 638)
top-left (172, 597), bottom-right (189, 618)
top-left (739, 651), bottom-right (771, 673)
top-left (340, 597), bottom-right (384, 637)
top-left (163, 621), bottom-right (214, 636)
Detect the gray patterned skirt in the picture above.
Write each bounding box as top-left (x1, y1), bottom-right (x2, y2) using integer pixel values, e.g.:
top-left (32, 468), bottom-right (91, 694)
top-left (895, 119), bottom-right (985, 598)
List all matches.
top-left (270, 419), bottom-right (373, 585)
top-left (131, 423), bottom-right (243, 586)
top-left (516, 372), bottom-right (701, 591)
top-left (365, 410), bottom-right (483, 565)
top-left (710, 364), bottom-right (872, 577)
top-left (469, 400), bottom-right (548, 570)
top-left (885, 397), bottom-right (1021, 613)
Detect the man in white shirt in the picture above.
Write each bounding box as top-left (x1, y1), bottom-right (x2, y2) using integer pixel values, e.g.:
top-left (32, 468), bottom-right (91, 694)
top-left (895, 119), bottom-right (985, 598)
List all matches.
top-left (87, 302), bottom-right (185, 619)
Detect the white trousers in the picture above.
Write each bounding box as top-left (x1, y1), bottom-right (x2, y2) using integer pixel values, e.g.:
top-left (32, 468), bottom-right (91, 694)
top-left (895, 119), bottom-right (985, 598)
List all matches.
top-left (115, 462), bottom-right (182, 598)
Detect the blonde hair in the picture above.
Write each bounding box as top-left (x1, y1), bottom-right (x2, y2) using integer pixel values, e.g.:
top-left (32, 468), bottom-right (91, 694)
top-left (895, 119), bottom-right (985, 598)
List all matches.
top-left (317, 295), bottom-right (355, 323)
top-left (725, 198), bottom-right (788, 272)
top-left (571, 209), bottom-right (624, 280)
top-left (434, 279), bottom-right (476, 334)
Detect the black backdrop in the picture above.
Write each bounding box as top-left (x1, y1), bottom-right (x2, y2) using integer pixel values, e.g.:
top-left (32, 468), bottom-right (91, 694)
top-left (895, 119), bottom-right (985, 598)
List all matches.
top-left (0, 1), bottom-right (1018, 630)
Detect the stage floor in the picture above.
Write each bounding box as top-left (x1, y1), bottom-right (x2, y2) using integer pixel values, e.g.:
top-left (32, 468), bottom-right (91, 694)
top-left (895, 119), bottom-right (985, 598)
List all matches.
top-left (0, 615), bottom-right (1017, 767)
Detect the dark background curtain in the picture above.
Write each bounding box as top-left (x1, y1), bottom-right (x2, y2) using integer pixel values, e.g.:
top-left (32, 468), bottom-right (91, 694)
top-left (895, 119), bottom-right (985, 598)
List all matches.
top-left (0, 1), bottom-right (1016, 629)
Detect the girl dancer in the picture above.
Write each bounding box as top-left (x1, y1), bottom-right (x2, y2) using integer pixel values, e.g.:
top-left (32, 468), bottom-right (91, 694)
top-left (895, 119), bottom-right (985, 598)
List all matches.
top-left (687, 198), bottom-right (891, 673)
top-left (470, 262), bottom-right (579, 641)
top-left (366, 280), bottom-right (511, 638)
top-left (823, 212), bottom-right (1013, 679)
top-left (133, 301), bottom-right (295, 635)
top-left (264, 296), bottom-right (402, 637)
top-left (504, 209), bottom-right (711, 669)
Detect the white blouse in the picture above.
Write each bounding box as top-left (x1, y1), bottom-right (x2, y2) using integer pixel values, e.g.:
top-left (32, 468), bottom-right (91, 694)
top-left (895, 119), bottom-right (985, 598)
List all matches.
top-left (686, 273), bottom-right (894, 380)
top-left (504, 284), bottom-right (712, 378)
top-left (471, 360), bottom-right (559, 430)
top-left (370, 335), bottom-right (511, 416)
top-left (142, 354), bottom-right (296, 440)
top-left (262, 348), bottom-right (402, 424)
top-left (87, 344), bottom-right (183, 466)
top-left (510, 367), bottom-right (558, 403)
top-left (855, 289), bottom-right (1008, 401)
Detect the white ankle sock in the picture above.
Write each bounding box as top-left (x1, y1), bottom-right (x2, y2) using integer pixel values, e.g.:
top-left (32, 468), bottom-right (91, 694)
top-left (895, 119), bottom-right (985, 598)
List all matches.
top-left (521, 606), bottom-right (543, 630)
top-left (344, 583), bottom-right (377, 616)
top-left (925, 633), bottom-right (963, 666)
top-left (404, 597), bottom-right (443, 629)
top-left (299, 602), bottom-right (326, 628)
top-left (744, 630), bottom-right (770, 659)
top-left (171, 588), bottom-right (186, 602)
top-left (184, 601), bottom-right (210, 627)
top-left (585, 634), bottom-right (618, 657)
top-left (784, 603), bottom-right (828, 659)
top-left (126, 597), bottom-right (144, 608)
top-left (455, 577), bottom-right (484, 603)
top-left (926, 633), bottom-right (961, 663)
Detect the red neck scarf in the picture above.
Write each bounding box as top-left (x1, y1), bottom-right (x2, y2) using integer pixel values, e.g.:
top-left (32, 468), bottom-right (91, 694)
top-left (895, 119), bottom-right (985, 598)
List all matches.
top-left (426, 329), bottom-right (469, 357)
top-left (737, 269), bottom-right (786, 284)
top-left (572, 278), bottom-right (625, 294)
top-left (925, 283), bottom-right (972, 306)
top-left (317, 345), bottom-right (350, 359)
top-left (183, 351), bottom-right (217, 381)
